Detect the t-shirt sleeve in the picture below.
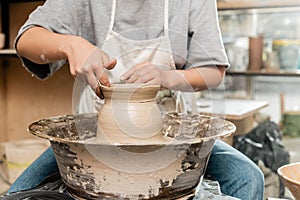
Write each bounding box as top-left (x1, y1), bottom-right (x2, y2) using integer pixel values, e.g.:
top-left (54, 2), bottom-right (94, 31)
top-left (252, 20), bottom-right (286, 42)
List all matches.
top-left (15, 0), bottom-right (88, 79)
top-left (186, 0), bottom-right (230, 69)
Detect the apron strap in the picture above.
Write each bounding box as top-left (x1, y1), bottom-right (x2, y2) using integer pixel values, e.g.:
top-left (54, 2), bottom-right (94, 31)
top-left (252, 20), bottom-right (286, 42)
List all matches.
top-left (164, 0), bottom-right (169, 35)
top-left (108, 0), bottom-right (117, 32)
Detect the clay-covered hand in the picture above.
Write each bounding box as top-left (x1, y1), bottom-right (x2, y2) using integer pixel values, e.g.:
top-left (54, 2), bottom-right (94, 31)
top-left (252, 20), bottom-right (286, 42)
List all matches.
top-left (120, 61), bottom-right (166, 86)
top-left (66, 37), bottom-right (117, 92)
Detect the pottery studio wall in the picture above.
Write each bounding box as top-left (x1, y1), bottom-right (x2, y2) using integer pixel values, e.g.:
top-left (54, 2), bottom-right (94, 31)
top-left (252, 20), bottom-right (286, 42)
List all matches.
top-left (219, 7), bottom-right (300, 124)
top-left (0, 2), bottom-right (74, 142)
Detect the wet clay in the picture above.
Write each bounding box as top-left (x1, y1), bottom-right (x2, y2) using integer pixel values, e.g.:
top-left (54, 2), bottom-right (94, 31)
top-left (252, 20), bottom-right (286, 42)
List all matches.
top-left (97, 84), bottom-right (164, 144)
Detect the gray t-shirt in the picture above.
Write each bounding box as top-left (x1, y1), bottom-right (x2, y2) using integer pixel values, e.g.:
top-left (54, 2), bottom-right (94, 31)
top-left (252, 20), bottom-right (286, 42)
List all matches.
top-left (16, 0), bottom-right (229, 79)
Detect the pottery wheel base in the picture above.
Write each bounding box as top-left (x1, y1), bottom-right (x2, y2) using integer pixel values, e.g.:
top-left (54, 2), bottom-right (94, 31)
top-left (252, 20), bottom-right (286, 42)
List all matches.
top-left (176, 191), bottom-right (196, 200)
top-left (0, 176), bottom-right (239, 200)
top-left (68, 190), bottom-right (196, 200)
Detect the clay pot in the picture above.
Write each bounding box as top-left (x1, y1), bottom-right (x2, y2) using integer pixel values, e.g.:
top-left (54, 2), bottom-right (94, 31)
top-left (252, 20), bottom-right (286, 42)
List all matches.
top-left (97, 84), bottom-right (164, 144)
top-left (278, 162), bottom-right (300, 200)
top-left (28, 113), bottom-right (235, 199)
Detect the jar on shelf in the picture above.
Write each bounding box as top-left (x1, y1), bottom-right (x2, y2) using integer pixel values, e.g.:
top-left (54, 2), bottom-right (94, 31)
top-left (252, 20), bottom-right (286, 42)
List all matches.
top-left (273, 39), bottom-right (300, 71)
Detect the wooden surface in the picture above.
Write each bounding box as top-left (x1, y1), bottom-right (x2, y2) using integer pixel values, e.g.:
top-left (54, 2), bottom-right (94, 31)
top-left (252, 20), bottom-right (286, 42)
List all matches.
top-left (0, 61), bottom-right (7, 142)
top-left (197, 98), bottom-right (268, 145)
top-left (0, 49), bottom-right (16, 55)
top-left (197, 98), bottom-right (268, 120)
top-left (1, 57), bottom-right (73, 142)
top-left (9, 2), bottom-right (44, 48)
top-left (0, 3), bottom-right (2, 33)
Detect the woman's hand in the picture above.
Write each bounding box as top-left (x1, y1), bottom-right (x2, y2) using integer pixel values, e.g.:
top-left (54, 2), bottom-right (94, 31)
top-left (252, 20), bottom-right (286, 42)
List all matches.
top-left (63, 36), bottom-right (117, 92)
top-left (16, 27), bottom-right (117, 97)
top-left (120, 60), bottom-right (225, 92)
top-left (120, 61), bottom-right (166, 86)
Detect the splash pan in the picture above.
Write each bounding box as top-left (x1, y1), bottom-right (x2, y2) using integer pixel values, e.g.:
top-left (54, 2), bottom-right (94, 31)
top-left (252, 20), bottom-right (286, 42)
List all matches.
top-left (29, 113), bottom-right (235, 200)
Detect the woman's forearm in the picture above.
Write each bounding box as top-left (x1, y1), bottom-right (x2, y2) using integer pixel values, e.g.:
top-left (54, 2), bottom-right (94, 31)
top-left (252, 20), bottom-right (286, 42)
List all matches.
top-left (16, 26), bottom-right (77, 64)
top-left (17, 26), bottom-right (116, 90)
top-left (162, 66), bottom-right (226, 92)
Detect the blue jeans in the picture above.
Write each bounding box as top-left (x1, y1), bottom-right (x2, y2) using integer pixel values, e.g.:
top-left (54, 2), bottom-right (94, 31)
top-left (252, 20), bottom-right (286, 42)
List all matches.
top-left (8, 140), bottom-right (264, 200)
top-left (206, 140), bottom-right (264, 200)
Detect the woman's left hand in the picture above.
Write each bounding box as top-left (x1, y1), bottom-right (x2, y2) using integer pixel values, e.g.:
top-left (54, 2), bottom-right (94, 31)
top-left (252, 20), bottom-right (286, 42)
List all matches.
top-left (120, 61), bottom-right (166, 85)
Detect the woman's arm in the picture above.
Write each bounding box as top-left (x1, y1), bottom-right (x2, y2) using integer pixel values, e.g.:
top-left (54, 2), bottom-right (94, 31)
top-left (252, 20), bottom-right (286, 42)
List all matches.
top-left (163, 65), bottom-right (226, 92)
top-left (120, 61), bottom-right (225, 92)
top-left (17, 26), bottom-right (70, 64)
top-left (16, 26), bottom-right (116, 90)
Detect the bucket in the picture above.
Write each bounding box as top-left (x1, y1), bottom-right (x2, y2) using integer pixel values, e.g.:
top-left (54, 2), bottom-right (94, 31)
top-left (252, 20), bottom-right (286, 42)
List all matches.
top-left (282, 111), bottom-right (300, 137)
top-left (278, 162), bottom-right (300, 200)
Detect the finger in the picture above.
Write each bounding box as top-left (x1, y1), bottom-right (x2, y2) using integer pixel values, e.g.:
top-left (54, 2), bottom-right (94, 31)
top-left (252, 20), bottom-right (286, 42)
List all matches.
top-left (93, 68), bottom-right (105, 98)
top-left (135, 74), bottom-right (156, 84)
top-left (73, 73), bottom-right (87, 83)
top-left (106, 59), bottom-right (117, 70)
top-left (95, 86), bottom-right (104, 99)
top-left (125, 66), bottom-right (151, 83)
top-left (86, 71), bottom-right (99, 91)
top-left (101, 52), bottom-right (116, 70)
top-left (120, 67), bottom-right (136, 82)
top-left (68, 60), bottom-right (78, 78)
top-left (120, 62), bottom-right (150, 82)
top-left (94, 66), bottom-right (110, 87)
top-left (124, 72), bottom-right (140, 83)
top-left (101, 50), bottom-right (110, 63)
top-left (126, 68), bottom-right (152, 83)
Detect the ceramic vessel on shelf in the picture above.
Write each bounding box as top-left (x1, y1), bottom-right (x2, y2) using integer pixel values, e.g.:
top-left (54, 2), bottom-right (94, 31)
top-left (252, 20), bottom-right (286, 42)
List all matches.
top-left (97, 83), bottom-right (164, 144)
top-left (278, 162), bottom-right (300, 200)
top-left (273, 39), bottom-right (300, 71)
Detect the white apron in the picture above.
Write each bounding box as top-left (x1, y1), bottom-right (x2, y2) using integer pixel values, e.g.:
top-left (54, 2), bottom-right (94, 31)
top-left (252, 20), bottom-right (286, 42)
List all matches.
top-left (73, 0), bottom-right (185, 114)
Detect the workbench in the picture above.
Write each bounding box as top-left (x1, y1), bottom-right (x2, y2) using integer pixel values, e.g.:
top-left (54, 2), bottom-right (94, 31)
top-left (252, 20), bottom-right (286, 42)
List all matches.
top-left (197, 98), bottom-right (269, 145)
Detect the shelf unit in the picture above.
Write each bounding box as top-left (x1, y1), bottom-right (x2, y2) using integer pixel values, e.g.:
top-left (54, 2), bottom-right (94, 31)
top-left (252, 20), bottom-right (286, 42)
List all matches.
top-left (0, 0), bottom-right (60, 143)
top-left (226, 70), bottom-right (300, 98)
top-left (0, 0), bottom-right (44, 52)
top-left (227, 70), bottom-right (300, 77)
top-left (218, 1), bottom-right (300, 99)
top-left (0, 49), bottom-right (17, 56)
top-left (217, 0), bottom-right (300, 10)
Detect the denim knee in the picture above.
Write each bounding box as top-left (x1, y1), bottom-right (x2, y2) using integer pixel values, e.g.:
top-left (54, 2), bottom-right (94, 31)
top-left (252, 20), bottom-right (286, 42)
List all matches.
top-left (206, 140), bottom-right (264, 200)
top-left (7, 147), bottom-right (58, 194)
top-left (236, 161), bottom-right (264, 200)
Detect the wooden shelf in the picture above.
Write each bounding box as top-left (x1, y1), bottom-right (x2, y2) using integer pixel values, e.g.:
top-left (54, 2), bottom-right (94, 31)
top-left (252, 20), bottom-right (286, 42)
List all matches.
top-left (217, 0), bottom-right (300, 10)
top-left (0, 49), bottom-right (17, 56)
top-left (0, 0), bottom-right (43, 2)
top-left (226, 70), bottom-right (300, 77)
top-left (1, 1), bottom-right (45, 49)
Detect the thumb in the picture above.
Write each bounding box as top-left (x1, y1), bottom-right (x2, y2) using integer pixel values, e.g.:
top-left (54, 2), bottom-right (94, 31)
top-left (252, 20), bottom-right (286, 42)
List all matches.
top-left (105, 59), bottom-right (117, 70)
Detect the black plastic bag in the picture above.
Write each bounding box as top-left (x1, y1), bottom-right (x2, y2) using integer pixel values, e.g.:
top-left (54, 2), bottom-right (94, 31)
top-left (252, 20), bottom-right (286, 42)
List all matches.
top-left (233, 120), bottom-right (290, 197)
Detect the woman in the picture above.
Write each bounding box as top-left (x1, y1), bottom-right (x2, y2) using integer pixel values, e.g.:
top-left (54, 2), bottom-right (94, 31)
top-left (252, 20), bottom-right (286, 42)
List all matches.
top-left (10, 0), bottom-right (264, 199)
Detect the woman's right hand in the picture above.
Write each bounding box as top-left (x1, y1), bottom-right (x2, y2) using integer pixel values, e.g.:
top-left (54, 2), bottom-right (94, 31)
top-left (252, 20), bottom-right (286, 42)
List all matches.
top-left (17, 27), bottom-right (116, 95)
top-left (62, 36), bottom-right (117, 95)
